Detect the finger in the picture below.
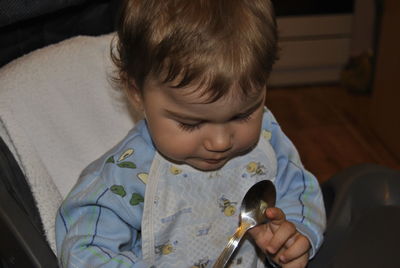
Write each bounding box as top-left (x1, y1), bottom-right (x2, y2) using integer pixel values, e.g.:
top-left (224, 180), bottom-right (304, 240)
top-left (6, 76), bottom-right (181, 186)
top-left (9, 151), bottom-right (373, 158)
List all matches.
top-left (279, 234), bottom-right (310, 264)
top-left (281, 253), bottom-right (309, 268)
top-left (267, 245), bottom-right (286, 266)
top-left (248, 222), bottom-right (269, 237)
top-left (248, 223), bottom-right (273, 249)
top-left (266, 221), bottom-right (297, 254)
top-left (266, 207), bottom-right (286, 233)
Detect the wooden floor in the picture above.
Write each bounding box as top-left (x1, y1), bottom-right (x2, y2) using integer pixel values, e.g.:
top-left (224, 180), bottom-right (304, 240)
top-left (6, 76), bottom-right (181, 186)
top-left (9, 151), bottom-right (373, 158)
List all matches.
top-left (265, 84), bottom-right (400, 183)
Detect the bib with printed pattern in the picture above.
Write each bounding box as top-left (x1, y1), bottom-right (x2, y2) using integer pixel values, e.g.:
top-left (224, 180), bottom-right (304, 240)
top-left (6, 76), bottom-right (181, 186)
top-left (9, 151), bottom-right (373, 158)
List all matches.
top-left (141, 133), bottom-right (277, 268)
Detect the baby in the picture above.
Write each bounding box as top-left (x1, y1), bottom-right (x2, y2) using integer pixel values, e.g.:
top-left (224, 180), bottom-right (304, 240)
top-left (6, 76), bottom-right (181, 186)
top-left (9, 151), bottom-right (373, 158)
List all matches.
top-left (56, 0), bottom-right (326, 267)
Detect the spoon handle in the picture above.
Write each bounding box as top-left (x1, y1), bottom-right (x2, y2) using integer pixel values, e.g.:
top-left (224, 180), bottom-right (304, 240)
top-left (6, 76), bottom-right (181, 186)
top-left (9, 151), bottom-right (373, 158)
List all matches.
top-left (212, 225), bottom-right (249, 268)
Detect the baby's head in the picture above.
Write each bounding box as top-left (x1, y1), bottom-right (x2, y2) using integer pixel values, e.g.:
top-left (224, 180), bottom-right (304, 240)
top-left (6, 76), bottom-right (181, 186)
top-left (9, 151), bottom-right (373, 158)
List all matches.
top-left (112, 0), bottom-right (278, 170)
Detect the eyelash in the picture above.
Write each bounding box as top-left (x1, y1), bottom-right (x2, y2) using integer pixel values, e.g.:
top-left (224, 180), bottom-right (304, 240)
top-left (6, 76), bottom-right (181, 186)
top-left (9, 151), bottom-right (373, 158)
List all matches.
top-left (236, 113), bottom-right (252, 123)
top-left (177, 114), bottom-right (253, 132)
top-left (178, 122), bottom-right (201, 132)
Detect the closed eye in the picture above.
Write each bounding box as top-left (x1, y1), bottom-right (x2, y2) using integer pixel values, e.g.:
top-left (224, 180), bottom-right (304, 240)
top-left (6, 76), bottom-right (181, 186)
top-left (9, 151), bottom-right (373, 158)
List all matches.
top-left (178, 112), bottom-right (253, 132)
top-left (177, 121), bottom-right (202, 132)
top-left (232, 112), bottom-right (253, 123)
top-left (237, 114), bottom-right (252, 122)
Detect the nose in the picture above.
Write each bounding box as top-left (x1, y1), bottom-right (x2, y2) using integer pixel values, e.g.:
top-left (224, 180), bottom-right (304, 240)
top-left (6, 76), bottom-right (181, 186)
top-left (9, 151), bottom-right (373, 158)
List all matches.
top-left (203, 125), bottom-right (233, 152)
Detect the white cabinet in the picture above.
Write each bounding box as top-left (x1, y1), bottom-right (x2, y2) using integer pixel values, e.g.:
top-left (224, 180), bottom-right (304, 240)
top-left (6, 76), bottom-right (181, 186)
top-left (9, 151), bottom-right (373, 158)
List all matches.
top-left (269, 14), bottom-right (353, 86)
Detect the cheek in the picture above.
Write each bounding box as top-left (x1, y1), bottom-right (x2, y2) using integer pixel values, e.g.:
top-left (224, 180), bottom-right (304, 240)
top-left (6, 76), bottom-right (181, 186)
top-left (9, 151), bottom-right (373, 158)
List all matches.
top-left (147, 119), bottom-right (199, 161)
top-left (235, 120), bottom-right (263, 149)
top-left (238, 129), bottom-right (260, 149)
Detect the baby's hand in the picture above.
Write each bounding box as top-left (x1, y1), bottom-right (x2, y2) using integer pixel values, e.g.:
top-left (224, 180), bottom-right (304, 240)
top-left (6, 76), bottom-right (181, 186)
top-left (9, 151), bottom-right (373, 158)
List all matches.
top-left (248, 207), bottom-right (310, 268)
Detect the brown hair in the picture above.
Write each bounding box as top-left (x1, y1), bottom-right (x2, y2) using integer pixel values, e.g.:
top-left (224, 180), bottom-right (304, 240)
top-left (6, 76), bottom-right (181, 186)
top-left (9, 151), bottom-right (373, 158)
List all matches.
top-left (112, 0), bottom-right (278, 101)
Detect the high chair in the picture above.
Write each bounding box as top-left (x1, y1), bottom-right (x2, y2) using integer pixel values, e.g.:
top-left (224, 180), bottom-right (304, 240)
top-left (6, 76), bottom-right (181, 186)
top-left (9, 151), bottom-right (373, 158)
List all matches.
top-left (1, 3), bottom-right (400, 268)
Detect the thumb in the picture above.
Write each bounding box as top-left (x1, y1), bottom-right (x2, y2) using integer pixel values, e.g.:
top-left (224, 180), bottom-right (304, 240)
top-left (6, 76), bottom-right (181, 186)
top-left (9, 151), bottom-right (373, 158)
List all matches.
top-left (265, 207), bottom-right (286, 233)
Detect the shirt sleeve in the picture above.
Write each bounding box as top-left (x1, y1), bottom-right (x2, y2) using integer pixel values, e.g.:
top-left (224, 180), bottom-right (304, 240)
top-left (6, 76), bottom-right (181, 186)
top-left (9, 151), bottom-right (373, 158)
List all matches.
top-left (55, 123), bottom-right (154, 268)
top-left (262, 108), bottom-right (326, 258)
top-left (55, 172), bottom-right (148, 268)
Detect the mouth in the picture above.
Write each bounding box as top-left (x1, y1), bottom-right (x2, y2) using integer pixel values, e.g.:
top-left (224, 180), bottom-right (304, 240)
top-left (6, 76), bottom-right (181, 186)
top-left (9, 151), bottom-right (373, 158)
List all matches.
top-left (202, 158), bottom-right (227, 165)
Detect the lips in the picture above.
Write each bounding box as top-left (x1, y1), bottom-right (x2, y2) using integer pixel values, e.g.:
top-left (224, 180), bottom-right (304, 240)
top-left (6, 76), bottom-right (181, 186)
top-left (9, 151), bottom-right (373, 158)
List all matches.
top-left (203, 158), bottom-right (226, 164)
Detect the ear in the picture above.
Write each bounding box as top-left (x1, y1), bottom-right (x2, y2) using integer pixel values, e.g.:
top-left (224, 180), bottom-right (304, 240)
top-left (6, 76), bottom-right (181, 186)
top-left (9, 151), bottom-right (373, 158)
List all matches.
top-left (126, 80), bottom-right (144, 111)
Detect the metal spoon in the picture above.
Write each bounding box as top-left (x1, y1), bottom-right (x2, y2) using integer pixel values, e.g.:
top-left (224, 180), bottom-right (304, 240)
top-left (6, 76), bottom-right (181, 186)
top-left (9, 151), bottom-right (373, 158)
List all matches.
top-left (213, 180), bottom-right (276, 268)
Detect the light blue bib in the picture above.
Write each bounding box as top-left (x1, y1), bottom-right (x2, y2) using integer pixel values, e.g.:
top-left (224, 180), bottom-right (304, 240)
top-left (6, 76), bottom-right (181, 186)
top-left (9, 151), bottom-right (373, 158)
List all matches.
top-left (142, 134), bottom-right (277, 268)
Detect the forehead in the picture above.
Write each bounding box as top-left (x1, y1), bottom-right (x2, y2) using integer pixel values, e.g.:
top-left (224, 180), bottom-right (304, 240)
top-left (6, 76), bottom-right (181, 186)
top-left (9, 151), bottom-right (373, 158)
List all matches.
top-left (175, 89), bottom-right (262, 110)
top-left (144, 76), bottom-right (264, 106)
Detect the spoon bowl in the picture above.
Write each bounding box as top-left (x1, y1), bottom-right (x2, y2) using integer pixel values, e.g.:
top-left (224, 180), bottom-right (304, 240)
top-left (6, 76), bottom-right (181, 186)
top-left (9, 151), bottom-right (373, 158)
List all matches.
top-left (213, 180), bottom-right (276, 268)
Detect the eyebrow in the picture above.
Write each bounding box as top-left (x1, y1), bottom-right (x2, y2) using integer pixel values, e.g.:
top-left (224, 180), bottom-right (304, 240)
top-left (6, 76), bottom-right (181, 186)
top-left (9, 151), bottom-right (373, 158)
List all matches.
top-left (234, 97), bottom-right (264, 118)
top-left (164, 97), bottom-right (264, 123)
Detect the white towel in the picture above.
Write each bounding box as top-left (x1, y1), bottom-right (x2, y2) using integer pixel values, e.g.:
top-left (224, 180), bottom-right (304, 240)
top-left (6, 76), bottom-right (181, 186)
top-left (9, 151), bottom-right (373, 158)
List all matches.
top-left (0, 34), bottom-right (139, 251)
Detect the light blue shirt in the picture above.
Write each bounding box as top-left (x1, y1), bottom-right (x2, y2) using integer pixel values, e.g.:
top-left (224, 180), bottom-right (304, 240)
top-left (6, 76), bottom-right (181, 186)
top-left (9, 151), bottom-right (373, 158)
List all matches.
top-left (56, 108), bottom-right (326, 267)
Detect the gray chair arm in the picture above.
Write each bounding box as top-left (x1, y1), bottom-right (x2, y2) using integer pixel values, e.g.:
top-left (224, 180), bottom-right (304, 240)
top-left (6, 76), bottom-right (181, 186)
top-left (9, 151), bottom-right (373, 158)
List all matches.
top-left (309, 164), bottom-right (400, 268)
